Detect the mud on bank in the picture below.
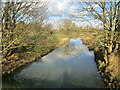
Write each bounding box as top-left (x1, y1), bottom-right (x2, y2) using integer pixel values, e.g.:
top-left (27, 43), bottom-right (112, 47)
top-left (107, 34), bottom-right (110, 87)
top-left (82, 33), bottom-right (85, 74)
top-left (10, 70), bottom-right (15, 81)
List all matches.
top-left (1, 37), bottom-right (69, 75)
top-left (81, 33), bottom-right (120, 89)
top-left (1, 30), bottom-right (120, 89)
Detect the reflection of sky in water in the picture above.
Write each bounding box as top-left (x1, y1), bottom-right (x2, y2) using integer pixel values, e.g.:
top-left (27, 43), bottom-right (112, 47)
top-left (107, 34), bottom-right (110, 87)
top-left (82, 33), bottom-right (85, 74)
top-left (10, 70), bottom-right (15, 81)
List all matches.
top-left (3, 38), bottom-right (105, 88)
top-left (42, 38), bottom-right (94, 62)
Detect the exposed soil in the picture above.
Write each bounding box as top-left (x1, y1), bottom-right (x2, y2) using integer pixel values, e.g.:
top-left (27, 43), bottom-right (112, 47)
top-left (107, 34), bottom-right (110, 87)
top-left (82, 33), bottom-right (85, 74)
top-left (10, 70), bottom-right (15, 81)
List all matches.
top-left (1, 38), bottom-right (69, 75)
top-left (1, 34), bottom-right (119, 89)
top-left (81, 36), bottom-right (120, 89)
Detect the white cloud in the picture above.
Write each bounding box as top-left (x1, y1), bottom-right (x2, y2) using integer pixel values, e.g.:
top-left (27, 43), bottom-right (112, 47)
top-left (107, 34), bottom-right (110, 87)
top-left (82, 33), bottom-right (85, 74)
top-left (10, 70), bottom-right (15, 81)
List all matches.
top-left (87, 4), bottom-right (99, 9)
top-left (70, 6), bottom-right (78, 10)
top-left (72, 20), bottom-right (103, 29)
top-left (69, 6), bottom-right (78, 13)
top-left (46, 0), bottom-right (70, 16)
top-left (93, 4), bottom-right (99, 9)
top-left (78, 11), bottom-right (88, 16)
top-left (70, 11), bottom-right (88, 17)
top-left (93, 20), bottom-right (103, 28)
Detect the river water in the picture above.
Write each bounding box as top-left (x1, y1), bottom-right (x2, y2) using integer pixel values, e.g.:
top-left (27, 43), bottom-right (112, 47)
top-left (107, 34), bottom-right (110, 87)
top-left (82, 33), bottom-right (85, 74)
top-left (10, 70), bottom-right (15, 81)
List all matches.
top-left (2, 38), bottom-right (105, 88)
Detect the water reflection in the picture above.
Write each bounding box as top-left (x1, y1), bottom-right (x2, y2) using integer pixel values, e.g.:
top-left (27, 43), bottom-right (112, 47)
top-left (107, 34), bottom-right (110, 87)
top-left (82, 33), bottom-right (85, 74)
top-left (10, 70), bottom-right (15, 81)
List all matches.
top-left (2, 38), bottom-right (105, 88)
top-left (63, 38), bottom-right (93, 56)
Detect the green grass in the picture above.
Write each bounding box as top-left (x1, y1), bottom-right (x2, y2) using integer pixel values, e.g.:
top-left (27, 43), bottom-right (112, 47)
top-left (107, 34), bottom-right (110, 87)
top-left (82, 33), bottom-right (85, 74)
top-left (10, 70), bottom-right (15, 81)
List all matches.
top-left (52, 32), bottom-right (67, 41)
top-left (30, 36), bottom-right (40, 40)
top-left (114, 74), bottom-right (120, 80)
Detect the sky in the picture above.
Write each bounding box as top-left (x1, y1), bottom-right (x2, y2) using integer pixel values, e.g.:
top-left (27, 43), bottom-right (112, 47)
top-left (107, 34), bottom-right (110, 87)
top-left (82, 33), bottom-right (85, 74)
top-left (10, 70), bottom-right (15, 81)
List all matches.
top-left (46, 0), bottom-right (73, 29)
top-left (43, 0), bottom-right (104, 29)
top-left (3, 0), bottom-right (117, 29)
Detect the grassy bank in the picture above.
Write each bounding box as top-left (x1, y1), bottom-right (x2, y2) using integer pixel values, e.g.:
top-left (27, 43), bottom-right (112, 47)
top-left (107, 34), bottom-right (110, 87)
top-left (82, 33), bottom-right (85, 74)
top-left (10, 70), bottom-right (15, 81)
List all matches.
top-left (54, 29), bottom-right (120, 88)
top-left (1, 30), bottom-right (69, 75)
top-left (78, 30), bottom-right (120, 89)
top-left (1, 28), bottom-right (120, 88)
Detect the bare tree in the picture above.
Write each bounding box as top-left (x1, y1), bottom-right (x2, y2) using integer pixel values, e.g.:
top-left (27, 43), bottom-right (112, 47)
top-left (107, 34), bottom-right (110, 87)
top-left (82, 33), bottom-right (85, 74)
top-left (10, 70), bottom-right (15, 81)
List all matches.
top-left (72, 1), bottom-right (120, 31)
top-left (60, 19), bottom-right (76, 33)
top-left (1, 1), bottom-right (48, 57)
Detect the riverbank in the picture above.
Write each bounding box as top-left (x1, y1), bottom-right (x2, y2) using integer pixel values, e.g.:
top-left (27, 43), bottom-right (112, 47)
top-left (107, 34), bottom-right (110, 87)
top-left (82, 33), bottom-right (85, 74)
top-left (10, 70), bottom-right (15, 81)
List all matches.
top-left (50, 29), bottom-right (120, 88)
top-left (80, 30), bottom-right (120, 89)
top-left (1, 35), bottom-right (69, 75)
top-left (1, 29), bottom-right (119, 88)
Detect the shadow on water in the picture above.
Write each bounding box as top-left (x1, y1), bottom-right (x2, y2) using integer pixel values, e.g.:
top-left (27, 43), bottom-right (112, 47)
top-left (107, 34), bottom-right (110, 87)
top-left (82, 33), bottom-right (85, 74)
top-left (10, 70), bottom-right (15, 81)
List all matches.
top-left (2, 38), bottom-right (106, 88)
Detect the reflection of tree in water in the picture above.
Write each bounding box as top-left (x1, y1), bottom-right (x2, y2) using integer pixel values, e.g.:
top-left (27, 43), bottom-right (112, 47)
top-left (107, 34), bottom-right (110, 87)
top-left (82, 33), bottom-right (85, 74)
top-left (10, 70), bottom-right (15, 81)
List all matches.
top-left (2, 75), bottom-right (20, 88)
top-left (62, 71), bottom-right (70, 87)
top-left (63, 43), bottom-right (81, 55)
top-left (61, 71), bottom-right (101, 88)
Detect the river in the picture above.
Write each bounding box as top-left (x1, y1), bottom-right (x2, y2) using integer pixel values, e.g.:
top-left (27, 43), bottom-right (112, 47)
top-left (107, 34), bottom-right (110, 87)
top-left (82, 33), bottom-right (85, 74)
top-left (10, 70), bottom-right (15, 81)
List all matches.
top-left (2, 38), bottom-right (105, 88)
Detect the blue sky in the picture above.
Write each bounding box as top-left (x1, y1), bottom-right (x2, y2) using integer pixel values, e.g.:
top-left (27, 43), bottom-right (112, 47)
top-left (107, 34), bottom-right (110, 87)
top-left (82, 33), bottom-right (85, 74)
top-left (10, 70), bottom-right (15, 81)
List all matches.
top-left (44, 0), bottom-right (104, 29)
top-left (2, 0), bottom-right (104, 29)
top-left (2, 0), bottom-right (118, 29)
top-left (3, 0), bottom-right (116, 29)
